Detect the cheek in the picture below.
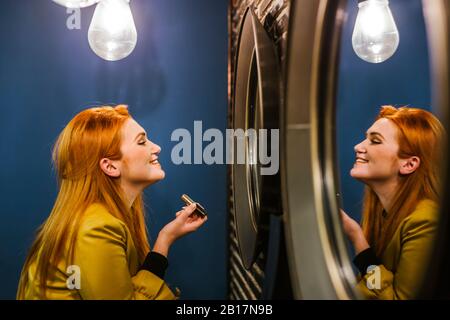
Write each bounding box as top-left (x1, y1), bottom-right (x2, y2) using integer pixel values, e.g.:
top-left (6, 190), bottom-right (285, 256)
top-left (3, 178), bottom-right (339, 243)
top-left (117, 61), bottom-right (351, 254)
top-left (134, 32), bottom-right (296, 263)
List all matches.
top-left (129, 148), bottom-right (148, 164)
top-left (372, 149), bottom-right (399, 172)
top-left (371, 147), bottom-right (390, 162)
top-left (389, 157), bottom-right (401, 173)
top-left (122, 150), bottom-right (148, 171)
top-left (383, 149), bottom-right (400, 168)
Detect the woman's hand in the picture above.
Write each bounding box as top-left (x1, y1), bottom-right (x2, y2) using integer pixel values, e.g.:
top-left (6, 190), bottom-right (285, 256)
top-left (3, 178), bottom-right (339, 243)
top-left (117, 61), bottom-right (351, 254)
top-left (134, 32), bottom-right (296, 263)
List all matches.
top-left (152, 203), bottom-right (208, 257)
top-left (340, 209), bottom-right (362, 240)
top-left (340, 209), bottom-right (370, 255)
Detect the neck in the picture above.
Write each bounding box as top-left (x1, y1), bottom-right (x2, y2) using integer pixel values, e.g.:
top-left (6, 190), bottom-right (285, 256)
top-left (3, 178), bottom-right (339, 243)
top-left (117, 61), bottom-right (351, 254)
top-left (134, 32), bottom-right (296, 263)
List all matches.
top-left (369, 178), bottom-right (400, 213)
top-left (120, 181), bottom-right (143, 209)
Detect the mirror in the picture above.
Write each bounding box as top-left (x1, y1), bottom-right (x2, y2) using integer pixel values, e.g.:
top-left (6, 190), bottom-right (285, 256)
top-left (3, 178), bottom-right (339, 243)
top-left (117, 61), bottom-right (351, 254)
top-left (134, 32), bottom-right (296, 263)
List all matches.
top-left (283, 0), bottom-right (449, 299)
top-left (336, 0), bottom-right (449, 300)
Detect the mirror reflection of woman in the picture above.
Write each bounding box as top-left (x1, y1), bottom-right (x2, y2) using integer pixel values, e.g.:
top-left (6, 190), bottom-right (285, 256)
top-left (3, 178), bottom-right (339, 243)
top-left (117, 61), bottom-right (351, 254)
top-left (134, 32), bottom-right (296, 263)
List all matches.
top-left (341, 105), bottom-right (445, 300)
top-left (17, 105), bottom-right (207, 299)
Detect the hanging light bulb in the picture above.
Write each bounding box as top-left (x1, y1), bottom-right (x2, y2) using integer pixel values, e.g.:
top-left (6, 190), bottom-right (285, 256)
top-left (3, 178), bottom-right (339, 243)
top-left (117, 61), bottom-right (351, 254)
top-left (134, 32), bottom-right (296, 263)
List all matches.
top-left (352, 0), bottom-right (400, 63)
top-left (88, 0), bottom-right (137, 61)
top-left (53, 0), bottom-right (99, 8)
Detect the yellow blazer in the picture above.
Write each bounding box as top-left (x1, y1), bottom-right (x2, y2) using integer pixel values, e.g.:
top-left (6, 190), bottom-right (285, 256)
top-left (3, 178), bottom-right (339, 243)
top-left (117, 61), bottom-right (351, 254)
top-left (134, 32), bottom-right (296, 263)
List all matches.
top-left (356, 199), bottom-right (439, 299)
top-left (21, 203), bottom-right (177, 300)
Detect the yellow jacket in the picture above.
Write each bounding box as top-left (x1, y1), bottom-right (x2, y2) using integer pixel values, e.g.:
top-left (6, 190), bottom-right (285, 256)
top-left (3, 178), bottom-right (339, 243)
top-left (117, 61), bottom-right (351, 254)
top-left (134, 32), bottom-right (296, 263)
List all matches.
top-left (21, 203), bottom-right (177, 300)
top-left (356, 199), bottom-right (439, 299)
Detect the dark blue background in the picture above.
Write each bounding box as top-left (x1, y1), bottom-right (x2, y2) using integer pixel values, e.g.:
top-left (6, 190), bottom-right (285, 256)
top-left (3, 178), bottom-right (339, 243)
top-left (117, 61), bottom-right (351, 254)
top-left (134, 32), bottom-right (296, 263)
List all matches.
top-left (0, 0), bottom-right (227, 299)
top-left (337, 0), bottom-right (433, 222)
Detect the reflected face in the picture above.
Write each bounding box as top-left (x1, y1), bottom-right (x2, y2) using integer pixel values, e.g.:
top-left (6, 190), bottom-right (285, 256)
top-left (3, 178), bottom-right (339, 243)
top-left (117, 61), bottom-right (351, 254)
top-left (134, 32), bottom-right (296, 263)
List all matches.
top-left (350, 118), bottom-right (401, 184)
top-left (119, 118), bottom-right (165, 187)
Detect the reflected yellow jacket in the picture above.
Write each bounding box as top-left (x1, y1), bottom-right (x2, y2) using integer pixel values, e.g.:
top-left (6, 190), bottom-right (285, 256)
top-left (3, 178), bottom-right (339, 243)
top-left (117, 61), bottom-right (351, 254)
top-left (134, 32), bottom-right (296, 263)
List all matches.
top-left (356, 199), bottom-right (439, 299)
top-left (21, 203), bottom-right (177, 300)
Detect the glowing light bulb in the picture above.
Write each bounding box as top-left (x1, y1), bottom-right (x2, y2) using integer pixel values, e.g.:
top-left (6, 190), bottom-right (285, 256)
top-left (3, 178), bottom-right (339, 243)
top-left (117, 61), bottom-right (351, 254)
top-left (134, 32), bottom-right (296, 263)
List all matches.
top-left (352, 0), bottom-right (400, 63)
top-left (88, 0), bottom-right (137, 61)
top-left (53, 0), bottom-right (99, 8)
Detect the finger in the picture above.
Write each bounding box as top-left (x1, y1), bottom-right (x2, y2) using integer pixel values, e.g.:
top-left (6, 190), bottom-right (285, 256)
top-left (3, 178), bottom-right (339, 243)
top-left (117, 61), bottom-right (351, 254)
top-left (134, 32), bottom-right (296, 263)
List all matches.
top-left (188, 211), bottom-right (202, 220)
top-left (176, 203), bottom-right (197, 221)
top-left (176, 210), bottom-right (183, 217)
top-left (184, 219), bottom-right (206, 233)
top-left (191, 215), bottom-right (207, 227)
top-left (185, 213), bottom-right (206, 224)
top-left (183, 203), bottom-right (197, 215)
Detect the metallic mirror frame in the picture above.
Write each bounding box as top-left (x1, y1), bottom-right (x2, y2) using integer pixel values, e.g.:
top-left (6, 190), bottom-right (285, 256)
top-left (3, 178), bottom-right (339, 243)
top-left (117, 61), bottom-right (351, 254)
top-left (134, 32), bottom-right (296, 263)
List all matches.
top-left (283, 0), bottom-right (449, 299)
top-left (283, 0), bottom-right (355, 300)
top-left (232, 7), bottom-right (281, 270)
top-left (420, 0), bottom-right (449, 298)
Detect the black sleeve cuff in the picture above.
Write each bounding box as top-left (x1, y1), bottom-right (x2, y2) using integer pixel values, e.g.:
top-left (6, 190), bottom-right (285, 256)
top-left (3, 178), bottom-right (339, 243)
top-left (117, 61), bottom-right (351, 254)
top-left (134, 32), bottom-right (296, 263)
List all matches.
top-left (353, 247), bottom-right (381, 276)
top-left (140, 251), bottom-right (169, 279)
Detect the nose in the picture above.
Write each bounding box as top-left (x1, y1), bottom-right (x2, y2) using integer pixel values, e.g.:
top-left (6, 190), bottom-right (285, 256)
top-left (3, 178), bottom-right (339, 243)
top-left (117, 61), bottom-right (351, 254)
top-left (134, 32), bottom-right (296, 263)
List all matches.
top-left (354, 140), bottom-right (366, 154)
top-left (152, 142), bottom-right (161, 154)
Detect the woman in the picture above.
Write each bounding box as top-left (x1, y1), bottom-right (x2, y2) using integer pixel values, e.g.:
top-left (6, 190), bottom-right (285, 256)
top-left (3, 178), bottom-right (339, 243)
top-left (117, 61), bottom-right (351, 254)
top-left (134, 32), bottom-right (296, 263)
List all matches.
top-left (341, 105), bottom-right (445, 300)
top-left (17, 105), bottom-right (207, 299)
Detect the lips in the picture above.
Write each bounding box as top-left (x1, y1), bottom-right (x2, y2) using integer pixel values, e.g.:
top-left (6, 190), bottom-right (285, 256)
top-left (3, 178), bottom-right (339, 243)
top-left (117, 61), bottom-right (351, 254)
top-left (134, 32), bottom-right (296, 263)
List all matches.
top-left (355, 157), bottom-right (368, 164)
top-left (149, 158), bottom-right (159, 165)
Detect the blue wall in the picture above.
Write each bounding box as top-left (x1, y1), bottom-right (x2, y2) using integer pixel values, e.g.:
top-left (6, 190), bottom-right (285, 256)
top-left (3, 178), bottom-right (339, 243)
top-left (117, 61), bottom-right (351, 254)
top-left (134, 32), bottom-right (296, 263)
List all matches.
top-left (337, 0), bottom-right (432, 222)
top-left (0, 0), bottom-right (227, 299)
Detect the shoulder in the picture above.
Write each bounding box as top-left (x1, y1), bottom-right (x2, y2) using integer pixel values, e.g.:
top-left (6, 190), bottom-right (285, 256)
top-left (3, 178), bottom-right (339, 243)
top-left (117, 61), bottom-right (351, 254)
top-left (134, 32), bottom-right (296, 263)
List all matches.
top-left (405, 199), bottom-right (439, 224)
top-left (401, 199), bottom-right (439, 238)
top-left (78, 203), bottom-right (128, 242)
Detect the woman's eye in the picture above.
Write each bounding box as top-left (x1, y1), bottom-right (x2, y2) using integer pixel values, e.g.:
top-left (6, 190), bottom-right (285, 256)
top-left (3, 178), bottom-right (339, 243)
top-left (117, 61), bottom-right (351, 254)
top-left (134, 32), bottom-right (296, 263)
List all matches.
top-left (370, 140), bottom-right (381, 144)
top-left (138, 141), bottom-right (147, 145)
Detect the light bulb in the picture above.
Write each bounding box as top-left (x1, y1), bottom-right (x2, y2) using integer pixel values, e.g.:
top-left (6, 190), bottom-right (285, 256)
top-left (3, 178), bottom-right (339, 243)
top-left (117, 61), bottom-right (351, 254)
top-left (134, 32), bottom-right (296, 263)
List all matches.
top-left (352, 0), bottom-right (400, 63)
top-left (88, 0), bottom-right (137, 61)
top-left (53, 0), bottom-right (99, 8)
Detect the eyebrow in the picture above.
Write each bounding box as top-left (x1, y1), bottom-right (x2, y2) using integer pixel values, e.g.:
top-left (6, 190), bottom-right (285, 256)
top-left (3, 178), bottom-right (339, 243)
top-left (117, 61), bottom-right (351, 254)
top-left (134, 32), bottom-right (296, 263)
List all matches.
top-left (366, 131), bottom-right (385, 140)
top-left (134, 132), bottom-right (147, 141)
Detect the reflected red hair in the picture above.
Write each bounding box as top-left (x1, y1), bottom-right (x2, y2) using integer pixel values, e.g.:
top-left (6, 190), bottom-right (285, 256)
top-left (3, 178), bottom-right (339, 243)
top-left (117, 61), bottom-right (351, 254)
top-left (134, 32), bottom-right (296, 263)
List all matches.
top-left (361, 106), bottom-right (445, 257)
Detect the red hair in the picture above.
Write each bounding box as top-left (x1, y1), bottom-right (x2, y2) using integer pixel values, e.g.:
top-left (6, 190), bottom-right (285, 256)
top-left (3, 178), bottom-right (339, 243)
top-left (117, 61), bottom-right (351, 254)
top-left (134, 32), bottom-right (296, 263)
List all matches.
top-left (17, 105), bottom-right (150, 299)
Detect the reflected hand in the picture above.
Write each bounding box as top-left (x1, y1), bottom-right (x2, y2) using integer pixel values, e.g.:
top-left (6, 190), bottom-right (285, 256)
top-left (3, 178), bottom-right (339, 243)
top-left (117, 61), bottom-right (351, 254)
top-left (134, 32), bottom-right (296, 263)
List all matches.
top-left (340, 209), bottom-right (370, 255)
top-left (340, 209), bottom-right (362, 241)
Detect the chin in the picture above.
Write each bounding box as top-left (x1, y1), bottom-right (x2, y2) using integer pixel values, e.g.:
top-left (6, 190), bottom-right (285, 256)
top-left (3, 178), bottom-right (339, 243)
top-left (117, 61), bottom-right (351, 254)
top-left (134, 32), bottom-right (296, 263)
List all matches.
top-left (143, 168), bottom-right (165, 186)
top-left (152, 168), bottom-right (166, 181)
top-left (350, 167), bottom-right (367, 180)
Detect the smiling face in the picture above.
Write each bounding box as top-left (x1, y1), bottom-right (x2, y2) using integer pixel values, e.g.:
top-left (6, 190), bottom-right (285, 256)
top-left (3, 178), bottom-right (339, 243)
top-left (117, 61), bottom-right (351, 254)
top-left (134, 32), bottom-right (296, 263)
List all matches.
top-left (350, 118), bottom-right (402, 185)
top-left (118, 118), bottom-right (165, 188)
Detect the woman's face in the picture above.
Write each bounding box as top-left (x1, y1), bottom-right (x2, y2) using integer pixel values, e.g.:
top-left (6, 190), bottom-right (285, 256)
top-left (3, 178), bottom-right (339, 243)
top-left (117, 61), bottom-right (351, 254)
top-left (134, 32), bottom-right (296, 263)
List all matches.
top-left (350, 118), bottom-right (402, 184)
top-left (119, 118), bottom-right (165, 187)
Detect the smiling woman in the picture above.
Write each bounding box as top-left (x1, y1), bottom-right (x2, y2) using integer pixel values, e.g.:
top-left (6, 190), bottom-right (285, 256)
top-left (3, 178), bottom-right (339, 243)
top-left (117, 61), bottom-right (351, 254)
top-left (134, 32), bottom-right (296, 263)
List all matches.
top-left (341, 105), bottom-right (446, 299)
top-left (16, 105), bottom-right (207, 300)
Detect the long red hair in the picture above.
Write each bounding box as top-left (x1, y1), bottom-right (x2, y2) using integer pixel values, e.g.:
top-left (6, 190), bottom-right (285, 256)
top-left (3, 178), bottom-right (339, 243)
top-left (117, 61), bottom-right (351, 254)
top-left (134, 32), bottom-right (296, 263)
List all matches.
top-left (17, 105), bottom-right (150, 299)
top-left (361, 106), bottom-right (445, 257)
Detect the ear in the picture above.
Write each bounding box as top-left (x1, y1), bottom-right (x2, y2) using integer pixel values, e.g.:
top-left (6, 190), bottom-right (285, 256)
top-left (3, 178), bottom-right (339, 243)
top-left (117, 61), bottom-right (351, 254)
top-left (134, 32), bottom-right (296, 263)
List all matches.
top-left (99, 158), bottom-right (121, 178)
top-left (399, 156), bottom-right (420, 175)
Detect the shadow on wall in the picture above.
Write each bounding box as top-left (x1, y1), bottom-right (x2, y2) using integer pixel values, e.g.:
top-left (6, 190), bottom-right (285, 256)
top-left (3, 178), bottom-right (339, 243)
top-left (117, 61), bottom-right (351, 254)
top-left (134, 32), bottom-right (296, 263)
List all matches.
top-left (93, 3), bottom-right (167, 118)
